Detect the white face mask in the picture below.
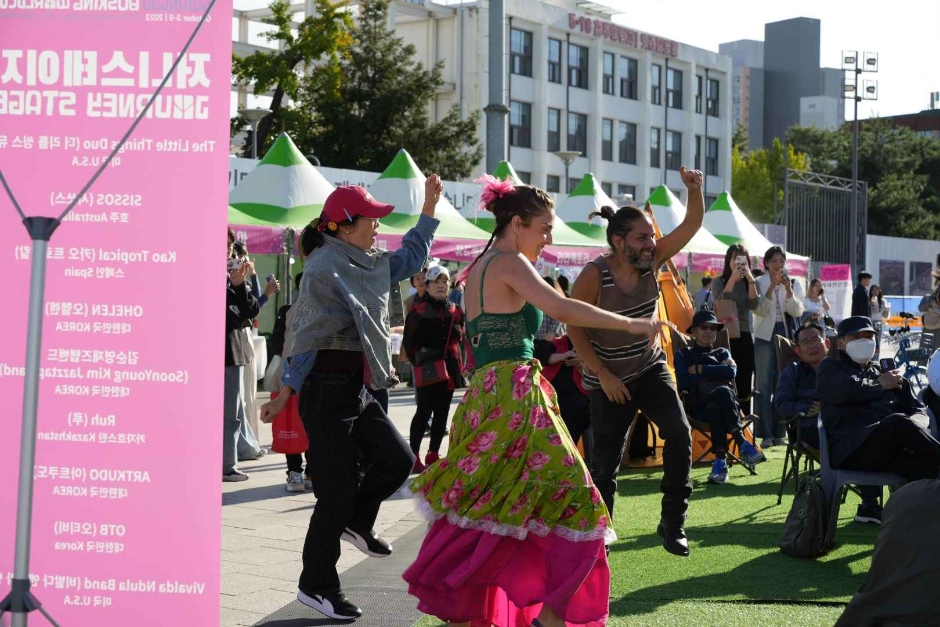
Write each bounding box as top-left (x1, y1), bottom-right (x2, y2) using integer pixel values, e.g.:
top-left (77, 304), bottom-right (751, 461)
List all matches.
top-left (844, 338), bottom-right (876, 364)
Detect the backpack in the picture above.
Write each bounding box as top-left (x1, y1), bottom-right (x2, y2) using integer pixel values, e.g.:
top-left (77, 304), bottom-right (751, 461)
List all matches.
top-left (780, 474), bottom-right (830, 558)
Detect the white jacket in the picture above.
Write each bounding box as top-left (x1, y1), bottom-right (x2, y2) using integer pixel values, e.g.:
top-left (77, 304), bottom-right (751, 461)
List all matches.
top-left (752, 274), bottom-right (805, 342)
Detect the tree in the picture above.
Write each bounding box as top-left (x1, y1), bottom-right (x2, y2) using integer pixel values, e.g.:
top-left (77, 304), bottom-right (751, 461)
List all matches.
top-left (732, 123), bottom-right (749, 154)
top-left (301, 0), bottom-right (482, 179)
top-left (787, 120), bottom-right (940, 240)
top-left (231, 0), bottom-right (352, 157)
top-left (731, 138), bottom-right (809, 223)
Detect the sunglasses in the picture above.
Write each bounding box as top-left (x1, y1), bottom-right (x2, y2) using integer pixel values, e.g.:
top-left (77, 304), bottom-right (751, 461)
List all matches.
top-left (698, 325), bottom-right (720, 332)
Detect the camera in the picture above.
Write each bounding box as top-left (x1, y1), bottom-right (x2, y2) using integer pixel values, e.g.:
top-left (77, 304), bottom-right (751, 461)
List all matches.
top-left (227, 258), bottom-right (244, 271)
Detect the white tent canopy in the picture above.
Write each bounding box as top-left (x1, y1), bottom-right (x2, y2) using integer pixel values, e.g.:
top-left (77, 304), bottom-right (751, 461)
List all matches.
top-left (646, 186), bottom-right (730, 255)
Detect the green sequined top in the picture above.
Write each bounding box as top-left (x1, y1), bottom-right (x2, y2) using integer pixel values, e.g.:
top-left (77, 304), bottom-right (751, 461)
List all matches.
top-left (466, 254), bottom-right (544, 367)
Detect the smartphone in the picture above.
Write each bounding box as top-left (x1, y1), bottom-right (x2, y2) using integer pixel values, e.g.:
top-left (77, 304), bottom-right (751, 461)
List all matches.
top-left (880, 358), bottom-right (897, 371)
top-left (265, 274), bottom-right (277, 283)
top-left (227, 258), bottom-right (243, 271)
top-left (735, 255), bottom-right (747, 269)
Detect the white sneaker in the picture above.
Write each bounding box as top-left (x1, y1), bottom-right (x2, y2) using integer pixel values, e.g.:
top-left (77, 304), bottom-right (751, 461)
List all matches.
top-left (222, 470), bottom-right (249, 482)
top-left (285, 471), bottom-right (305, 492)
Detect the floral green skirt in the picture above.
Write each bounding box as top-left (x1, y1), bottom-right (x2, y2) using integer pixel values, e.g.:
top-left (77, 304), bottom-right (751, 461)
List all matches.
top-left (407, 359), bottom-right (612, 542)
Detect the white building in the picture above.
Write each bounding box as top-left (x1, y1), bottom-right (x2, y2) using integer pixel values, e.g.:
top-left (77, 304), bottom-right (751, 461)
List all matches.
top-left (233, 0), bottom-right (734, 205)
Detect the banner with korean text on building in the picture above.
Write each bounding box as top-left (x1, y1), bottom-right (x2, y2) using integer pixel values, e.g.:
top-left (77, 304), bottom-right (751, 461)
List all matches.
top-left (0, 0), bottom-right (231, 624)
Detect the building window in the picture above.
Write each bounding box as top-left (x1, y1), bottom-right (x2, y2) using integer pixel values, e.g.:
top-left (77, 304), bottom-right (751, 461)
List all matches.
top-left (510, 29), bottom-right (533, 77)
top-left (602, 119), bottom-right (613, 161)
top-left (695, 75), bottom-right (703, 114)
top-left (666, 68), bottom-right (683, 109)
top-left (619, 57), bottom-right (638, 100)
top-left (603, 52), bottom-right (615, 95)
top-left (546, 175), bottom-right (560, 193)
top-left (705, 194), bottom-right (718, 207)
top-left (618, 121), bottom-right (637, 164)
top-left (601, 182), bottom-right (613, 197)
top-left (568, 112), bottom-right (588, 156)
top-left (695, 135), bottom-right (701, 170)
top-left (666, 131), bottom-right (682, 170)
top-left (650, 127), bottom-right (661, 167)
top-left (568, 178), bottom-right (581, 192)
top-left (516, 171), bottom-right (532, 184)
top-left (568, 44), bottom-right (588, 89)
top-left (707, 78), bottom-right (720, 117)
top-left (547, 108), bottom-right (561, 152)
top-left (509, 101), bottom-right (531, 148)
top-left (547, 38), bottom-right (562, 84)
top-left (617, 184), bottom-right (637, 200)
top-left (651, 64), bottom-right (662, 105)
top-left (706, 137), bottom-right (719, 176)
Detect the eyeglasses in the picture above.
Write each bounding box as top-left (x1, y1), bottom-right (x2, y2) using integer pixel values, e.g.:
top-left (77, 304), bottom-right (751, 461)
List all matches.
top-left (798, 335), bottom-right (825, 347)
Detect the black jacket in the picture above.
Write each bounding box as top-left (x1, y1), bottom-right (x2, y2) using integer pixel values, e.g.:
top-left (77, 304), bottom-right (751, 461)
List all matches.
top-left (226, 279), bottom-right (260, 368)
top-left (816, 351), bottom-right (925, 466)
top-left (851, 284), bottom-right (872, 318)
top-left (403, 295), bottom-right (464, 383)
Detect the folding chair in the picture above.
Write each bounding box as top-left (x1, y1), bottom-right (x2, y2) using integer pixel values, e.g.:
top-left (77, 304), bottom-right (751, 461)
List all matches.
top-left (673, 329), bottom-right (758, 475)
top-left (773, 334), bottom-right (828, 503)
top-left (816, 415), bottom-right (906, 547)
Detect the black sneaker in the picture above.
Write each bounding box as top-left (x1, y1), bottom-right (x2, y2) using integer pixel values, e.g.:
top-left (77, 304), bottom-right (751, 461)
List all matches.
top-left (854, 501), bottom-right (882, 525)
top-left (297, 589), bottom-right (361, 621)
top-left (342, 527), bottom-right (392, 558)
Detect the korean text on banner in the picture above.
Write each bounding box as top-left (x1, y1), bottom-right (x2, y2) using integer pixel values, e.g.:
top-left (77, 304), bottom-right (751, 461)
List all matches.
top-left (0, 1), bottom-right (231, 625)
top-left (819, 264), bottom-right (852, 323)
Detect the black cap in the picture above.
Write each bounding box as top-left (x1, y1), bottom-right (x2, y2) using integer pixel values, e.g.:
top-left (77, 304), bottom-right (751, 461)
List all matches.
top-left (687, 310), bottom-right (723, 333)
top-left (837, 316), bottom-right (876, 338)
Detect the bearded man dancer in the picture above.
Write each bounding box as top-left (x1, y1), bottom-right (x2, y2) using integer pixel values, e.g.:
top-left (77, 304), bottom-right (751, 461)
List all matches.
top-left (568, 166), bottom-right (704, 558)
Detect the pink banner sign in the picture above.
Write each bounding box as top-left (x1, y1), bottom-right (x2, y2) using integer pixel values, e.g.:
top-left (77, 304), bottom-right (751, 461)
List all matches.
top-left (231, 224), bottom-right (287, 255)
top-left (0, 3), bottom-right (230, 625)
top-left (819, 264), bottom-right (851, 282)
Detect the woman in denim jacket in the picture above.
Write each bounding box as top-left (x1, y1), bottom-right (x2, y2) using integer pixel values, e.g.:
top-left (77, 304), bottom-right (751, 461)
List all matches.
top-left (260, 177), bottom-right (443, 621)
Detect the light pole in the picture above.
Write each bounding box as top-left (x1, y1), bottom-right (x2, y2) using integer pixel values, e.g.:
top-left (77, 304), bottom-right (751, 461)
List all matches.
top-left (238, 107), bottom-right (272, 159)
top-left (554, 151), bottom-right (581, 193)
top-left (841, 51), bottom-right (878, 277)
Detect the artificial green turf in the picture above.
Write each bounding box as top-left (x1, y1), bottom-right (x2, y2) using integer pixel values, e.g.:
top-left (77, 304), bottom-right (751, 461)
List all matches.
top-left (415, 448), bottom-right (877, 625)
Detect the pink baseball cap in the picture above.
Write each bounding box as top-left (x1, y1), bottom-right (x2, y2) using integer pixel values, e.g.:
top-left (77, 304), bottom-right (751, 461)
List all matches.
top-left (321, 186), bottom-right (394, 224)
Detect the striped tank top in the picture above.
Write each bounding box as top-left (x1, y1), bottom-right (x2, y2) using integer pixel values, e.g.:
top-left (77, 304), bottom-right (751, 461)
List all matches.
top-left (581, 255), bottom-right (664, 390)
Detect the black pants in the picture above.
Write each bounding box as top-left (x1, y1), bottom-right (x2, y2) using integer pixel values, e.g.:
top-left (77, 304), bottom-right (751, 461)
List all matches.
top-left (559, 393), bottom-right (593, 471)
top-left (298, 371), bottom-right (414, 595)
top-left (694, 386), bottom-right (744, 455)
top-left (589, 362), bottom-right (693, 526)
top-left (840, 413), bottom-right (940, 482)
top-left (286, 450), bottom-right (311, 476)
top-left (729, 332), bottom-right (754, 415)
top-left (410, 381), bottom-right (454, 453)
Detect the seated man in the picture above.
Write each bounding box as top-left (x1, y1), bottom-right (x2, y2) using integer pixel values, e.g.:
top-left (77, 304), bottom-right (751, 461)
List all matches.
top-left (676, 310), bottom-right (766, 485)
top-left (817, 316), bottom-right (940, 485)
top-left (777, 322), bottom-right (883, 523)
top-left (926, 347), bottom-right (940, 421)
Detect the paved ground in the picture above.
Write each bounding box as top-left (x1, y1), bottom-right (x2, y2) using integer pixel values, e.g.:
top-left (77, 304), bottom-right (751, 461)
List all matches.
top-left (220, 388), bottom-right (455, 627)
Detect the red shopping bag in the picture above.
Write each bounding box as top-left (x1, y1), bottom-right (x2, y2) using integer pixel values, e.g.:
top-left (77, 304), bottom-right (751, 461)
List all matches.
top-left (270, 391), bottom-right (309, 455)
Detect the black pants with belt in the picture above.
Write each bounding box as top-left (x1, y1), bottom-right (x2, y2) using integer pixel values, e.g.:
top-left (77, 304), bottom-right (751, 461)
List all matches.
top-left (589, 361), bottom-right (693, 526)
top-left (297, 366), bottom-right (414, 595)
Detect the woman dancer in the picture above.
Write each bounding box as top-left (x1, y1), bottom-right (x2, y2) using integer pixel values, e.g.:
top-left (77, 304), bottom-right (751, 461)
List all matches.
top-left (404, 178), bottom-right (673, 627)
top-left (405, 264), bottom-right (466, 473)
top-left (261, 177), bottom-right (443, 621)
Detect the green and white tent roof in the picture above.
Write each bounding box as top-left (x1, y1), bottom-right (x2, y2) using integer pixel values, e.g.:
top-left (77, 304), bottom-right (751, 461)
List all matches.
top-left (228, 133), bottom-right (334, 227)
top-left (646, 186), bottom-right (728, 254)
top-left (705, 192), bottom-right (809, 261)
top-left (370, 149), bottom-right (491, 240)
top-left (554, 174), bottom-right (614, 245)
top-left (462, 161), bottom-right (601, 248)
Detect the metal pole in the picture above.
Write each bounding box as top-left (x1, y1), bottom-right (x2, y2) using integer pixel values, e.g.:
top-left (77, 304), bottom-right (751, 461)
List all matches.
top-left (484, 0), bottom-right (508, 173)
top-left (565, 162), bottom-right (570, 193)
top-left (850, 82), bottom-right (859, 275)
top-left (250, 120), bottom-right (259, 160)
top-left (10, 238), bottom-right (47, 627)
